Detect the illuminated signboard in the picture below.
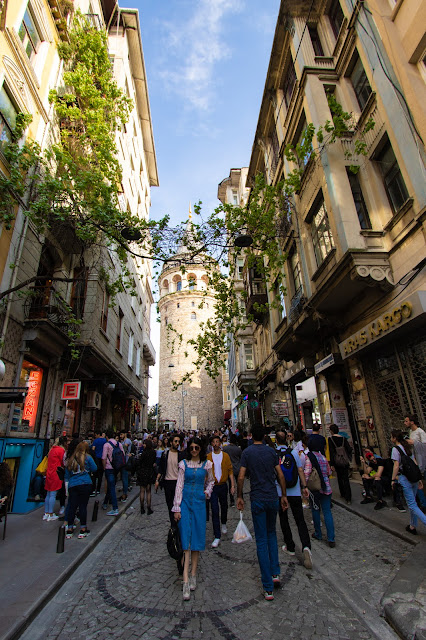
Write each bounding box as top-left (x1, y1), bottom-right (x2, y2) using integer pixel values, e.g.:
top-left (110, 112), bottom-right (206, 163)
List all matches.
top-left (22, 369), bottom-right (43, 429)
top-left (61, 381), bottom-right (81, 400)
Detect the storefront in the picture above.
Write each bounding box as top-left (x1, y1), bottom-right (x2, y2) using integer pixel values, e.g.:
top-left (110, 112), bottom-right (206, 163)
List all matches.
top-left (0, 438), bottom-right (45, 513)
top-left (339, 290), bottom-right (426, 455)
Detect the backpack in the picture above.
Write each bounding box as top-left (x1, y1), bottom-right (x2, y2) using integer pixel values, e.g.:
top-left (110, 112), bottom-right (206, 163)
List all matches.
top-left (396, 446), bottom-right (422, 483)
top-left (278, 447), bottom-right (299, 488)
top-left (331, 437), bottom-right (351, 467)
top-left (307, 467), bottom-right (321, 492)
top-left (110, 441), bottom-right (126, 471)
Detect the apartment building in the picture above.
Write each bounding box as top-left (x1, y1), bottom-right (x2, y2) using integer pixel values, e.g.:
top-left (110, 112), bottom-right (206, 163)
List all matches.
top-left (0, 0), bottom-right (157, 512)
top-left (242, 0), bottom-right (425, 453)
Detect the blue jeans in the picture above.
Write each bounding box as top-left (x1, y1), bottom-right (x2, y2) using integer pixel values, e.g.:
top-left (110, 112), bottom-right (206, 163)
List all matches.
top-left (121, 468), bottom-right (129, 495)
top-left (104, 469), bottom-right (118, 509)
top-left (310, 493), bottom-right (335, 542)
top-left (398, 475), bottom-right (426, 529)
top-left (250, 499), bottom-right (280, 592)
top-left (44, 490), bottom-right (56, 513)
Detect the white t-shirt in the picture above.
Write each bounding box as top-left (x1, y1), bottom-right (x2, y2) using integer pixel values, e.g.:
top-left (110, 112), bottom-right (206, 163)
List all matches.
top-left (409, 427), bottom-right (426, 444)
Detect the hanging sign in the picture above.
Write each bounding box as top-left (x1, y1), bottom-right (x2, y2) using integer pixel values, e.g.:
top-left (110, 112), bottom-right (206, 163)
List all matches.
top-left (61, 381), bottom-right (81, 400)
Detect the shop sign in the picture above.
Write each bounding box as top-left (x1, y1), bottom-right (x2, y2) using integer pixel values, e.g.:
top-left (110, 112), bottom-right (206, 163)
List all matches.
top-left (22, 369), bottom-right (43, 429)
top-left (314, 354), bottom-right (334, 375)
top-left (61, 381), bottom-right (81, 400)
top-left (331, 407), bottom-right (350, 430)
top-left (271, 402), bottom-right (289, 417)
top-left (339, 292), bottom-right (426, 359)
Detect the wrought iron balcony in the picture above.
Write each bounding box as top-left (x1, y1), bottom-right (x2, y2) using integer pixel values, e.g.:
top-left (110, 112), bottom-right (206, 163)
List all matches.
top-left (24, 285), bottom-right (72, 334)
top-left (289, 286), bottom-right (306, 324)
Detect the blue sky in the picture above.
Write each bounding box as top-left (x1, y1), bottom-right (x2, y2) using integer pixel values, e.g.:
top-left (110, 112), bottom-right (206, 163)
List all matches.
top-left (124, 0), bottom-right (280, 404)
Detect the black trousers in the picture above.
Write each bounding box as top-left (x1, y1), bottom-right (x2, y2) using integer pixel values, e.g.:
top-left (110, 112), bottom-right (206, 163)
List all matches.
top-left (163, 479), bottom-right (177, 526)
top-left (95, 457), bottom-right (104, 493)
top-left (68, 484), bottom-right (91, 528)
top-left (278, 495), bottom-right (310, 551)
top-left (211, 483), bottom-right (228, 539)
top-left (362, 477), bottom-right (384, 501)
top-left (335, 466), bottom-right (352, 502)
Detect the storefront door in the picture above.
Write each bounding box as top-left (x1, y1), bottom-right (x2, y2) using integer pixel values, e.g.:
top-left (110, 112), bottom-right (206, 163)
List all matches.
top-left (364, 334), bottom-right (426, 444)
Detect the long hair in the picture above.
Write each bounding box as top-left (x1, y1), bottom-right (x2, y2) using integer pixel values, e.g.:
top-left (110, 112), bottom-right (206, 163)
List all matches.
top-left (185, 437), bottom-right (207, 462)
top-left (67, 442), bottom-right (89, 473)
top-left (391, 430), bottom-right (412, 456)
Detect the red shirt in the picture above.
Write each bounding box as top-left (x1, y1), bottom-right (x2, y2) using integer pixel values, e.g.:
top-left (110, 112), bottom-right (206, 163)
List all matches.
top-left (44, 445), bottom-right (65, 491)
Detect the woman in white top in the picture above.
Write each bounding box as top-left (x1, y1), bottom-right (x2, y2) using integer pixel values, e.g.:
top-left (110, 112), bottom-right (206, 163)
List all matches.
top-left (390, 429), bottom-right (426, 535)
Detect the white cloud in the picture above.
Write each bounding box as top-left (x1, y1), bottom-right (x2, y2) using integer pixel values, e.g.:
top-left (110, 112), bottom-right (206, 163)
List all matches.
top-left (159, 0), bottom-right (243, 112)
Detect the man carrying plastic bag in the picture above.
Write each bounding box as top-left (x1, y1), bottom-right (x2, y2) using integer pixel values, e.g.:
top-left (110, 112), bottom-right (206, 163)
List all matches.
top-left (237, 424), bottom-right (289, 601)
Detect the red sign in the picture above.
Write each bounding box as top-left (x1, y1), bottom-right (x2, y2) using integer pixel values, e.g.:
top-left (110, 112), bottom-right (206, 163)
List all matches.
top-left (61, 381), bottom-right (81, 400)
top-left (23, 370), bottom-right (43, 429)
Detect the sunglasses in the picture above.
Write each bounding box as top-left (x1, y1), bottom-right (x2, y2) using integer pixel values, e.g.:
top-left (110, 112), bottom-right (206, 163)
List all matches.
top-left (189, 445), bottom-right (200, 451)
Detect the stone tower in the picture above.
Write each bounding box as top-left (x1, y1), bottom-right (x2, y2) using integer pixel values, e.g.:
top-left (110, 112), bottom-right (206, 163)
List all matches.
top-left (158, 216), bottom-right (223, 431)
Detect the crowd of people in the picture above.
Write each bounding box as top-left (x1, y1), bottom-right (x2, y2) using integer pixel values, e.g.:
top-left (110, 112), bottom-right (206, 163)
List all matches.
top-left (29, 413), bottom-right (425, 601)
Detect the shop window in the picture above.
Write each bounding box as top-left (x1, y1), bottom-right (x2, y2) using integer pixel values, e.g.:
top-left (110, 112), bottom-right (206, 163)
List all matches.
top-left (308, 25), bottom-right (324, 56)
top-left (374, 136), bottom-right (409, 213)
top-left (348, 51), bottom-right (372, 111)
top-left (310, 193), bottom-right (334, 267)
top-left (100, 289), bottom-right (109, 331)
top-left (0, 84), bottom-right (18, 150)
top-left (328, 0), bottom-right (345, 39)
top-left (18, 5), bottom-right (42, 62)
top-left (116, 308), bottom-right (124, 351)
top-left (346, 168), bottom-right (371, 229)
top-left (11, 360), bottom-right (44, 434)
top-left (282, 57), bottom-right (296, 108)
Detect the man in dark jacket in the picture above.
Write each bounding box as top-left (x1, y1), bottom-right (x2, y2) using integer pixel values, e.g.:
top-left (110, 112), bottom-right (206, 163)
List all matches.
top-left (308, 423), bottom-right (326, 455)
top-left (328, 424), bottom-right (353, 504)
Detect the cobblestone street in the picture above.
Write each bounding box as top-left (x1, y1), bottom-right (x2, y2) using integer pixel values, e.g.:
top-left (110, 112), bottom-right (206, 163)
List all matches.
top-left (20, 487), bottom-right (412, 640)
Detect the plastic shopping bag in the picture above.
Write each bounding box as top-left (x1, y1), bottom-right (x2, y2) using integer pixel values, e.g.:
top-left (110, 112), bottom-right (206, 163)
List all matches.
top-left (232, 512), bottom-right (253, 544)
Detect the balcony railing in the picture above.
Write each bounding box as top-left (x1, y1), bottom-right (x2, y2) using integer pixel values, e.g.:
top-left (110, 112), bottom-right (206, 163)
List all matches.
top-left (289, 286), bottom-right (305, 324)
top-left (24, 285), bottom-right (72, 334)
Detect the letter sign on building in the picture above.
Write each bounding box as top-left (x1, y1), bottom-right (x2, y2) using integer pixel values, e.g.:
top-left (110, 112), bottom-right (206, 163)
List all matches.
top-left (61, 382), bottom-right (81, 400)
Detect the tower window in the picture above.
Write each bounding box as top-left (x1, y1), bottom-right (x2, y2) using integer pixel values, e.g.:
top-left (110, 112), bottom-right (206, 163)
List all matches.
top-left (191, 312), bottom-right (196, 320)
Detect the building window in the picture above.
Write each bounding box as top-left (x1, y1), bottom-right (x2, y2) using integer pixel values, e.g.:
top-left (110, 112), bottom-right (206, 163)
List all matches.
top-left (310, 194), bottom-right (334, 267)
top-left (329, 0), bottom-right (345, 38)
top-left (177, 303), bottom-right (180, 308)
top-left (100, 290), bottom-right (109, 332)
top-left (244, 344), bottom-right (254, 370)
top-left (282, 58), bottom-right (296, 108)
top-left (116, 308), bottom-right (124, 351)
top-left (191, 312), bottom-right (196, 320)
top-left (18, 5), bottom-right (42, 62)
top-left (136, 344), bottom-right (141, 377)
top-left (137, 300), bottom-right (142, 325)
top-left (274, 279), bottom-right (287, 320)
top-left (308, 26), bottom-right (324, 56)
top-left (176, 280), bottom-right (182, 291)
top-left (375, 137), bottom-right (409, 213)
top-left (188, 274), bottom-right (196, 290)
top-left (0, 84), bottom-right (18, 149)
top-left (191, 301), bottom-right (195, 307)
top-left (290, 252), bottom-right (303, 293)
top-left (349, 52), bottom-right (372, 111)
top-left (232, 189), bottom-right (238, 204)
top-left (346, 169), bottom-right (371, 229)
top-left (70, 267), bottom-right (88, 320)
top-left (128, 330), bottom-right (134, 367)
top-left (294, 113), bottom-right (312, 168)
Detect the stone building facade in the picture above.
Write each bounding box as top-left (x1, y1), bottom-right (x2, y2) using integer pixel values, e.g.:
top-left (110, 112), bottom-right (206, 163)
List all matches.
top-left (223, 0), bottom-right (425, 453)
top-left (158, 224), bottom-right (223, 432)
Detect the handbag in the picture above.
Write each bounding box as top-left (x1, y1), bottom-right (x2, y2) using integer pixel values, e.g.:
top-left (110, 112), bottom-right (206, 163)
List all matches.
top-left (56, 466), bottom-right (65, 481)
top-left (167, 523), bottom-right (183, 560)
top-left (36, 456), bottom-right (48, 475)
top-left (307, 467), bottom-right (321, 492)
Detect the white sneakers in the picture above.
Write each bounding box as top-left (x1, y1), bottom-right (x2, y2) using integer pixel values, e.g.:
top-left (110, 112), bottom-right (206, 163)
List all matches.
top-left (189, 575), bottom-right (197, 591)
top-left (303, 547), bottom-right (313, 569)
top-left (282, 544), bottom-right (295, 555)
top-left (183, 582), bottom-right (190, 601)
top-left (211, 538), bottom-right (220, 548)
top-left (59, 506), bottom-right (65, 516)
top-left (221, 524), bottom-right (227, 534)
top-left (43, 514), bottom-right (59, 521)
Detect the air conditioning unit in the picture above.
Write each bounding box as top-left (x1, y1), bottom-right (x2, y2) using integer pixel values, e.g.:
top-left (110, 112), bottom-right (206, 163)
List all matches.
top-left (87, 391), bottom-right (101, 409)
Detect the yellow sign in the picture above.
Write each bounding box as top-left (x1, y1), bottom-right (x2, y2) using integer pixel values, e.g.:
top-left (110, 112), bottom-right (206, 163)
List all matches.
top-left (341, 301), bottom-right (413, 357)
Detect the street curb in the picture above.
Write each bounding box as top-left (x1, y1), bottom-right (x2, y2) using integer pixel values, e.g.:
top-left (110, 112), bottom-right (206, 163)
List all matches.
top-left (381, 541), bottom-right (426, 640)
top-left (2, 490), bottom-right (139, 640)
top-left (331, 497), bottom-right (419, 546)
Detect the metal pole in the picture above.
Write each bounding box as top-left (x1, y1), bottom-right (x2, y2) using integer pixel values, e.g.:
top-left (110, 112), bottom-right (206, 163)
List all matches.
top-left (181, 384), bottom-right (184, 430)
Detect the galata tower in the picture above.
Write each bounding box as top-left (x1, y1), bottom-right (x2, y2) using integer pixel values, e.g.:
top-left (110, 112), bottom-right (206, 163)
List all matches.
top-left (158, 214), bottom-right (223, 431)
